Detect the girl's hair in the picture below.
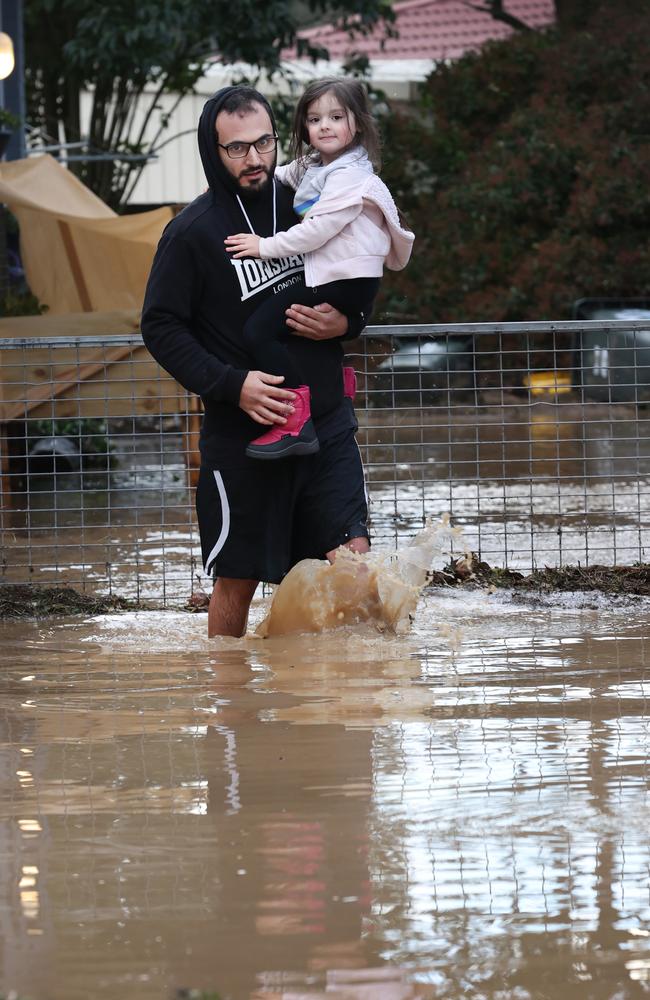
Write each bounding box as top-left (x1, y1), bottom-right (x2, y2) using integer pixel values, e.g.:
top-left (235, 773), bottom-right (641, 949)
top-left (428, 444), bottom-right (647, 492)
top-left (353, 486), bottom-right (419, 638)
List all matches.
top-left (290, 77), bottom-right (381, 169)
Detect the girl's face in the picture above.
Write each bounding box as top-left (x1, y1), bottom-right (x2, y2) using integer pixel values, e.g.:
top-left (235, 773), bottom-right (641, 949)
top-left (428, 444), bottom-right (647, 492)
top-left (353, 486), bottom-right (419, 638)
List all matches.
top-left (305, 91), bottom-right (357, 164)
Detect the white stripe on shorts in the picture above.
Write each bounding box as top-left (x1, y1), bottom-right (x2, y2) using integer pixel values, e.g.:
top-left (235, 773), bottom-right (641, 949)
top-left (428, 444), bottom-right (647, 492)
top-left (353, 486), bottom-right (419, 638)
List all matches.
top-left (204, 470), bottom-right (231, 575)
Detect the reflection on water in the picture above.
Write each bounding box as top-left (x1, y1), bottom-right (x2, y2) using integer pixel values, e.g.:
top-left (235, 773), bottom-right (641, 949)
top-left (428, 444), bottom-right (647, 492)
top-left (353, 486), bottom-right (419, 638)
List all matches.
top-left (1, 433), bottom-right (198, 601)
top-left (359, 401), bottom-right (650, 482)
top-left (0, 592), bottom-right (649, 998)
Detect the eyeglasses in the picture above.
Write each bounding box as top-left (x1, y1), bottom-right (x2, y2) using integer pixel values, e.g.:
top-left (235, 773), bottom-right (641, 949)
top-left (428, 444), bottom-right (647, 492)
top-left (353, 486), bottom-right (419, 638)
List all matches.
top-left (217, 134), bottom-right (278, 159)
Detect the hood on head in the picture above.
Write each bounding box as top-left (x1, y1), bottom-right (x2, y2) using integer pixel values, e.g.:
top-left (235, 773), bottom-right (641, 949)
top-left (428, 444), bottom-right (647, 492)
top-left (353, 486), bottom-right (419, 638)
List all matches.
top-left (198, 86), bottom-right (278, 197)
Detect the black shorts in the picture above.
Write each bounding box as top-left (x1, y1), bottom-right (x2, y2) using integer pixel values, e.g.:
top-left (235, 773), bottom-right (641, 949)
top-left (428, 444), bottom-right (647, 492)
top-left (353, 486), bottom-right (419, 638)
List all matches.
top-left (196, 426), bottom-right (369, 584)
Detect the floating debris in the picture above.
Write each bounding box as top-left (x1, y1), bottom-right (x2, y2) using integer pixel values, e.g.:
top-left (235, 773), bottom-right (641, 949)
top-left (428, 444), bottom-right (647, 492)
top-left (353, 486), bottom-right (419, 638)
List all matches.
top-left (429, 554), bottom-right (650, 597)
top-left (0, 584), bottom-right (139, 619)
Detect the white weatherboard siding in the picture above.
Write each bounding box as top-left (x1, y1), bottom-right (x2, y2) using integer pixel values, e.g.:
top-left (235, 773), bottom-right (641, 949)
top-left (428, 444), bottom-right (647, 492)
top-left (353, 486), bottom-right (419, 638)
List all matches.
top-left (78, 79), bottom-right (218, 206)
top-left (115, 60), bottom-right (429, 206)
top-left (121, 84), bottom-right (218, 206)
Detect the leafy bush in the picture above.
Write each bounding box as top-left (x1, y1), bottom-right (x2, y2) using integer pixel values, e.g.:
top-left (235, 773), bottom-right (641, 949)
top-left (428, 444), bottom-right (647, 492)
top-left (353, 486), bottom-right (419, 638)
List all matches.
top-left (378, 1), bottom-right (650, 322)
top-left (0, 289), bottom-right (47, 317)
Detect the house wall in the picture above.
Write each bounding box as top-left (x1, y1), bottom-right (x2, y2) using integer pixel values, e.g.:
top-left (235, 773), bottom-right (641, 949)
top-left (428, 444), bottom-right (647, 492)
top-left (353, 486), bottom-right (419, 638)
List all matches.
top-left (115, 60), bottom-right (431, 206)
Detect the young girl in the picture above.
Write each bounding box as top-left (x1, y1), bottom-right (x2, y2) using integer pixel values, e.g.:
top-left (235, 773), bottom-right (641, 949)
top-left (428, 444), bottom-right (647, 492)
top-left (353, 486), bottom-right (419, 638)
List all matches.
top-left (225, 77), bottom-right (414, 460)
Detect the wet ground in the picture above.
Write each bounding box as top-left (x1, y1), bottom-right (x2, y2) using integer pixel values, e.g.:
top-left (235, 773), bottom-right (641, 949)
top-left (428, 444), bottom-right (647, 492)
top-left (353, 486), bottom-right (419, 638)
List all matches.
top-left (1, 588), bottom-right (649, 999)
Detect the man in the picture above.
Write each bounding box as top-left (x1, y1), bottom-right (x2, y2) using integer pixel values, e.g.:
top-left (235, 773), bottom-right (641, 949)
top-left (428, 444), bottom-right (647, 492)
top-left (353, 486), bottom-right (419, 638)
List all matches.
top-left (141, 86), bottom-right (374, 637)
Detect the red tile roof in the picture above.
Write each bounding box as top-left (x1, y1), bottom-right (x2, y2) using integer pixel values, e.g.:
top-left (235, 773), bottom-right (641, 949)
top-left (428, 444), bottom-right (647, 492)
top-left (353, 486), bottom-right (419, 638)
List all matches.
top-left (291, 0), bottom-right (555, 63)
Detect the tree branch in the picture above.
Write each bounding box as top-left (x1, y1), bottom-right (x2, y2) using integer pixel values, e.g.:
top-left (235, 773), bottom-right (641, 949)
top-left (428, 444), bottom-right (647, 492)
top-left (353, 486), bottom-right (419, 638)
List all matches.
top-left (459, 0), bottom-right (534, 32)
top-left (119, 84), bottom-right (184, 206)
top-left (25, 0), bottom-right (393, 208)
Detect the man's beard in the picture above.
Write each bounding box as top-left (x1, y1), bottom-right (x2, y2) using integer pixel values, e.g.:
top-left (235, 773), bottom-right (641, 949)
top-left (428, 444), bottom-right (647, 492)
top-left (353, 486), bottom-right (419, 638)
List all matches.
top-left (236, 158), bottom-right (276, 201)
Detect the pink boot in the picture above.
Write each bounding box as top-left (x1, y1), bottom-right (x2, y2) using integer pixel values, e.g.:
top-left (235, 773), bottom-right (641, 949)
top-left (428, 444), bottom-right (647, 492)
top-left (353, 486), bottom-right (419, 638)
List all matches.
top-left (343, 366), bottom-right (357, 400)
top-left (246, 385), bottom-right (320, 460)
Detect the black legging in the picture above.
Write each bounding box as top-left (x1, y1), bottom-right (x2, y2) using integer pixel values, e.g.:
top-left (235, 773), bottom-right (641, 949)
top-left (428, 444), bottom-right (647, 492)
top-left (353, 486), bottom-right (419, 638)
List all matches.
top-left (242, 277), bottom-right (381, 387)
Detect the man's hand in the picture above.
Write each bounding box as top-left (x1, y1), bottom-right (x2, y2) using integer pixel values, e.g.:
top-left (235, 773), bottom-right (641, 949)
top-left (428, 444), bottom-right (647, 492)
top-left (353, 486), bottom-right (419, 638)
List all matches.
top-left (285, 301), bottom-right (348, 340)
top-left (239, 371), bottom-right (296, 425)
top-left (224, 233), bottom-right (261, 259)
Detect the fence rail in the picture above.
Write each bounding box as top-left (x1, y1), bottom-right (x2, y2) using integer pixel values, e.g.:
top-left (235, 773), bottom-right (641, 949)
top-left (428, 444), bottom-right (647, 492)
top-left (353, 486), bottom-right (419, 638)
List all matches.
top-left (1, 321), bottom-right (649, 605)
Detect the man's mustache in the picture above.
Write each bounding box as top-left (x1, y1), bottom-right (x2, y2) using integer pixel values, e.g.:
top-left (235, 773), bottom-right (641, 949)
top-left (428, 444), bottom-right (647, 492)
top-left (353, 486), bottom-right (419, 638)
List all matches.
top-left (241, 165), bottom-right (269, 176)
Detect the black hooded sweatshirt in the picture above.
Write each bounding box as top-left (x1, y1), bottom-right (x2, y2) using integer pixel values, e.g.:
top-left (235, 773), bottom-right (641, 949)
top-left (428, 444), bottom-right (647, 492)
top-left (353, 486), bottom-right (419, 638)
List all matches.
top-left (141, 87), bottom-right (373, 467)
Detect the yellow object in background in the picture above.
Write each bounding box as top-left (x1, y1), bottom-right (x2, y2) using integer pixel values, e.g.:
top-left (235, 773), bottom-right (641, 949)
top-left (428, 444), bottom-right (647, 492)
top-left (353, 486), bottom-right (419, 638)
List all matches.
top-left (0, 32), bottom-right (15, 80)
top-left (524, 371), bottom-right (572, 395)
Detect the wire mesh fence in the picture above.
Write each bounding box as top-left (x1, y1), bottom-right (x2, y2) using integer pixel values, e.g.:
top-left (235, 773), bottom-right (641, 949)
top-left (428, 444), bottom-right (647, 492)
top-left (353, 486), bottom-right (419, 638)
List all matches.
top-left (1, 320), bottom-right (649, 605)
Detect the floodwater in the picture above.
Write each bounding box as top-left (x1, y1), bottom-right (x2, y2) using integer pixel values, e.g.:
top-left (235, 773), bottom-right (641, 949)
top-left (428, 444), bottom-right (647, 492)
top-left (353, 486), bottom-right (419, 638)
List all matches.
top-left (1, 583), bottom-right (650, 999)
top-left (3, 402), bottom-right (650, 603)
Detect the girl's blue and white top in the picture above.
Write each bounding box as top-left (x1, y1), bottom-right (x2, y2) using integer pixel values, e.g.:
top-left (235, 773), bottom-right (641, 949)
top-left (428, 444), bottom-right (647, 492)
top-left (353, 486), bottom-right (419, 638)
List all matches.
top-left (263, 145), bottom-right (414, 288)
top-left (286, 147), bottom-right (375, 218)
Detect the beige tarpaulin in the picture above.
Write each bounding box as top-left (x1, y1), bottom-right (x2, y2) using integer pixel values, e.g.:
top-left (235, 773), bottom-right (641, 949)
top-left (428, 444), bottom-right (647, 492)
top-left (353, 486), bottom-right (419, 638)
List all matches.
top-left (0, 309), bottom-right (190, 423)
top-left (0, 155), bottom-right (173, 314)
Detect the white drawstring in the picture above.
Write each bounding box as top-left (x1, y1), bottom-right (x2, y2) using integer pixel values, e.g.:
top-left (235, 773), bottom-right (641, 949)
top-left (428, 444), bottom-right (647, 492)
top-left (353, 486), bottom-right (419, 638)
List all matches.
top-left (236, 179), bottom-right (277, 236)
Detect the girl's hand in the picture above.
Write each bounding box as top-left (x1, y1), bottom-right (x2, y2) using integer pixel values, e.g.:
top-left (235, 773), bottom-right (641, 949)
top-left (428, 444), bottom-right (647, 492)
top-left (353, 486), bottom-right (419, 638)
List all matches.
top-left (285, 301), bottom-right (348, 340)
top-left (224, 234), bottom-right (261, 258)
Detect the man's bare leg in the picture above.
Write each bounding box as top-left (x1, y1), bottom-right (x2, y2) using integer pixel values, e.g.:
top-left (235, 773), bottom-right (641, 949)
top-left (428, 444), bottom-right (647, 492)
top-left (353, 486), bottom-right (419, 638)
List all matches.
top-left (208, 578), bottom-right (259, 638)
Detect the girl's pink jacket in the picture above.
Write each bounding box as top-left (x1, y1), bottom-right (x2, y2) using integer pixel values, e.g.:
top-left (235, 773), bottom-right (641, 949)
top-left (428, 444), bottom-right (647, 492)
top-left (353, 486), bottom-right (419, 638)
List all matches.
top-left (258, 159), bottom-right (414, 288)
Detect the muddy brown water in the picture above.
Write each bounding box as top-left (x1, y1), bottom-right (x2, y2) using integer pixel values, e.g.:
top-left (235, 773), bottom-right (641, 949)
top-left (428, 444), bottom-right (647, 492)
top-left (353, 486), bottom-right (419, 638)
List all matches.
top-left (3, 406), bottom-right (650, 602)
top-left (1, 585), bottom-right (649, 1000)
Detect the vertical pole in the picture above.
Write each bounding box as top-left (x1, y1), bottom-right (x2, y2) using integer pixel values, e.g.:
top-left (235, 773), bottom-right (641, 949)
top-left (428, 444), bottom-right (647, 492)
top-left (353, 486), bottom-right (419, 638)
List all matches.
top-left (0, 198), bottom-right (7, 303)
top-left (1, 0), bottom-right (26, 160)
top-left (0, 0), bottom-right (25, 319)
top-left (0, 420), bottom-right (11, 526)
top-left (184, 393), bottom-right (202, 489)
